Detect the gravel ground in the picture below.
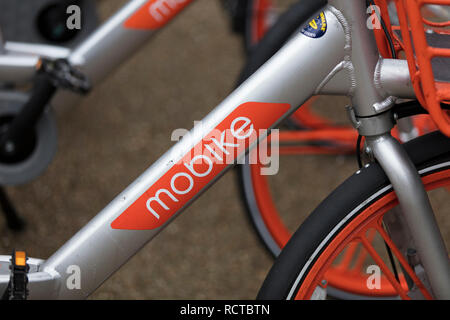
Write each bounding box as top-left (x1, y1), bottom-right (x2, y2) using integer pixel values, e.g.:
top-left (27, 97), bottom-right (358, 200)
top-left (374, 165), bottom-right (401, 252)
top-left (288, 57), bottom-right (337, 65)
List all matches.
top-left (0, 0), bottom-right (447, 300)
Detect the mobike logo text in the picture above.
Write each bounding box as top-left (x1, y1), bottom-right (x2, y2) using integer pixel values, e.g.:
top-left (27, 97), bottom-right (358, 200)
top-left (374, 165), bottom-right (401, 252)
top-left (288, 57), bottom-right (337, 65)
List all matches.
top-left (124, 0), bottom-right (192, 30)
top-left (111, 102), bottom-right (290, 230)
top-left (171, 121), bottom-right (280, 176)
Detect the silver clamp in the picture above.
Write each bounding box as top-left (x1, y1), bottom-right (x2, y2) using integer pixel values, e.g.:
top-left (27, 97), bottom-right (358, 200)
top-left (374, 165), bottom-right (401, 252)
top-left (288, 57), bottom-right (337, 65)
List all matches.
top-left (346, 105), bottom-right (395, 137)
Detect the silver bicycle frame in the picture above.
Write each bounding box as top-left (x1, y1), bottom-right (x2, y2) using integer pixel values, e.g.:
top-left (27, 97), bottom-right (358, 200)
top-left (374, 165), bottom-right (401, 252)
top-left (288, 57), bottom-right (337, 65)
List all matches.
top-left (0, 0), bottom-right (448, 299)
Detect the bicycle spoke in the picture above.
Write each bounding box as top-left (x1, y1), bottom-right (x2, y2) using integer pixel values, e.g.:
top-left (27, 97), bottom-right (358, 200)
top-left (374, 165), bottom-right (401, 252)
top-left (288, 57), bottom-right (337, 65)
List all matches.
top-left (349, 228), bottom-right (376, 275)
top-left (376, 220), bottom-right (434, 299)
top-left (360, 235), bottom-right (410, 299)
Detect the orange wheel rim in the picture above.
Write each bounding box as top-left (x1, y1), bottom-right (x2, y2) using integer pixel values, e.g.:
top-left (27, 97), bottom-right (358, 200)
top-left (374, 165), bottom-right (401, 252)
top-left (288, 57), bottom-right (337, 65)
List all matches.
top-left (294, 169), bottom-right (450, 299)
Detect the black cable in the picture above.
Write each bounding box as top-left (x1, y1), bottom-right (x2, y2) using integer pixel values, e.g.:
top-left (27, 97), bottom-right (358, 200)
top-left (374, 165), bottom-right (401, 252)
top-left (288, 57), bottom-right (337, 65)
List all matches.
top-left (380, 13), bottom-right (397, 59)
top-left (367, 0), bottom-right (397, 59)
top-left (385, 241), bottom-right (401, 283)
top-left (382, 222), bottom-right (401, 283)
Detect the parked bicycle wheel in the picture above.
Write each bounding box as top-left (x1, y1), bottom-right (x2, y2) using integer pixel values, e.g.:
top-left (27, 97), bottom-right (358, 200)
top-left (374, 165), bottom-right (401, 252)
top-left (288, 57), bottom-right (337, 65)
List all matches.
top-left (258, 131), bottom-right (450, 299)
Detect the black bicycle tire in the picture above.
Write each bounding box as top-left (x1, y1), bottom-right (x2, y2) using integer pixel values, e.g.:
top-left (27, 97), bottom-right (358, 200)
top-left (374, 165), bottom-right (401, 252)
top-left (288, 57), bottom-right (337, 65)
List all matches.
top-left (257, 131), bottom-right (450, 299)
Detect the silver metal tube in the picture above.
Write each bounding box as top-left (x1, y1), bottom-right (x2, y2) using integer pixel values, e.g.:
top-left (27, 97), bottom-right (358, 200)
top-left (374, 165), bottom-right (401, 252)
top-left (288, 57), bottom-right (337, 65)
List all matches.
top-left (377, 59), bottom-right (415, 99)
top-left (367, 134), bottom-right (450, 299)
top-left (0, 55), bottom-right (39, 83)
top-left (329, 0), bottom-right (387, 116)
top-left (67, 0), bottom-right (156, 85)
top-left (4, 42), bottom-right (71, 60)
top-left (317, 58), bottom-right (415, 99)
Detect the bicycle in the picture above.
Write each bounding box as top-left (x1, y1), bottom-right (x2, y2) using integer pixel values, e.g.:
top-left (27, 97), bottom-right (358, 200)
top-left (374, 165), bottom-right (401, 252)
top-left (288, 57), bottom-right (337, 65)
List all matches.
top-left (0, 0), bottom-right (448, 300)
top-left (226, 0), bottom-right (447, 299)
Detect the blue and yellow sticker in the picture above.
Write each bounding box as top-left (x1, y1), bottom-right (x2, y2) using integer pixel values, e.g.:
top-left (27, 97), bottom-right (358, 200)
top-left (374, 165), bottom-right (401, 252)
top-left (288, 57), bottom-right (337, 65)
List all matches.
top-left (301, 12), bottom-right (327, 38)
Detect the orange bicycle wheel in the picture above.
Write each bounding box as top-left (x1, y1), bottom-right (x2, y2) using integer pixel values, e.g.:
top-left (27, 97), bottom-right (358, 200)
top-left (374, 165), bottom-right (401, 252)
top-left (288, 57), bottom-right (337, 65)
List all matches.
top-left (257, 131), bottom-right (449, 299)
